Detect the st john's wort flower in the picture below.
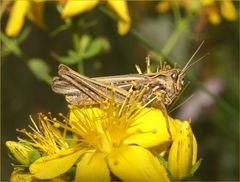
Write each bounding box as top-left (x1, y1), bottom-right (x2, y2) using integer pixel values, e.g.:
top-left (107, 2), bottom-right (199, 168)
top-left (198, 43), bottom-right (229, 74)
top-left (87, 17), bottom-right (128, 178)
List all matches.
top-left (7, 89), bottom-right (199, 181)
top-left (62, 0), bottom-right (131, 35)
top-left (28, 89), bottom-right (179, 181)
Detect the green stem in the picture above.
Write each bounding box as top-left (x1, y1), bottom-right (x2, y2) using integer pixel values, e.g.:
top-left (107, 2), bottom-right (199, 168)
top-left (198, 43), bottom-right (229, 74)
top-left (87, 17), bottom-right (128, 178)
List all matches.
top-left (77, 61), bottom-right (84, 75)
top-left (98, 5), bottom-right (170, 62)
top-left (0, 32), bottom-right (29, 61)
top-left (162, 19), bottom-right (189, 56)
top-left (162, 28), bottom-right (181, 56)
top-left (129, 29), bottom-right (168, 60)
top-left (172, 1), bottom-right (181, 24)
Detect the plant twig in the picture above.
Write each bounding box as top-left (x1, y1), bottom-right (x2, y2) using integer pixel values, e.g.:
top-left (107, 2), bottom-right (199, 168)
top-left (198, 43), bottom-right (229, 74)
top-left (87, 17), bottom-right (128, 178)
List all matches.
top-left (98, 5), bottom-right (171, 62)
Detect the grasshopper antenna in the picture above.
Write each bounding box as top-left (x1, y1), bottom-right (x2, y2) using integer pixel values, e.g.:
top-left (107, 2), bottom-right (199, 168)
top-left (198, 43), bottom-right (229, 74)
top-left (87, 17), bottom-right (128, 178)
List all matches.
top-left (182, 52), bottom-right (209, 74)
top-left (181, 41), bottom-right (205, 74)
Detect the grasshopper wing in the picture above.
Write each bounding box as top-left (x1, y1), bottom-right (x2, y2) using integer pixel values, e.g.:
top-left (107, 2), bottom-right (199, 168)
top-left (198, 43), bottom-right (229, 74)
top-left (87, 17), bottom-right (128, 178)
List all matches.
top-left (52, 64), bottom-right (129, 105)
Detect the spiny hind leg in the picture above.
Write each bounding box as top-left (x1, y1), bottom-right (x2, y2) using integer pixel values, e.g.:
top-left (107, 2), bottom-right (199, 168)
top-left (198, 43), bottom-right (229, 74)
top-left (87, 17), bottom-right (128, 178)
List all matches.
top-left (160, 101), bottom-right (172, 140)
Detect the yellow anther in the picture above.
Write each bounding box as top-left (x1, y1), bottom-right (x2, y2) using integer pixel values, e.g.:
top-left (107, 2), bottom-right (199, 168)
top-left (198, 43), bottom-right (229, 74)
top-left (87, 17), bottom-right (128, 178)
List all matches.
top-left (135, 64), bottom-right (142, 74)
top-left (68, 105), bottom-right (73, 109)
top-left (131, 81), bottom-right (137, 87)
top-left (155, 92), bottom-right (161, 96)
top-left (54, 123), bottom-right (60, 128)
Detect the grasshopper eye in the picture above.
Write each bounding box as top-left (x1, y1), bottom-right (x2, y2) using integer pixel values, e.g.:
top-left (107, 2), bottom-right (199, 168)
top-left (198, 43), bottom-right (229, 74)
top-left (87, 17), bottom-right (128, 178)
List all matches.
top-left (171, 73), bottom-right (177, 79)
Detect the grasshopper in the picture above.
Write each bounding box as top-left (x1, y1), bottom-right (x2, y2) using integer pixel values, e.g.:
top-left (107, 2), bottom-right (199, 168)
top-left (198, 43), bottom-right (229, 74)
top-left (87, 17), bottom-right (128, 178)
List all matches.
top-left (52, 42), bottom-right (206, 139)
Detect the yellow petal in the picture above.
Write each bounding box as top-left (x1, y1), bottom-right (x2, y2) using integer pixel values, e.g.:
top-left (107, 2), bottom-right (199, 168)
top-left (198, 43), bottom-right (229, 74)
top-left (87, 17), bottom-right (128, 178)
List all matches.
top-left (107, 0), bottom-right (131, 35)
top-left (62, 0), bottom-right (99, 18)
top-left (117, 20), bottom-right (130, 35)
top-left (125, 108), bottom-right (179, 148)
top-left (30, 149), bottom-right (85, 179)
top-left (107, 145), bottom-right (170, 182)
top-left (75, 152), bottom-right (110, 181)
top-left (107, 0), bottom-right (130, 22)
top-left (6, 0), bottom-right (31, 37)
top-left (200, 0), bottom-right (215, 6)
top-left (168, 121), bottom-right (195, 180)
top-left (27, 1), bottom-right (45, 28)
top-left (192, 134), bottom-right (198, 165)
top-left (221, 0), bottom-right (237, 21)
top-left (208, 9), bottom-right (221, 25)
top-left (156, 1), bottom-right (171, 13)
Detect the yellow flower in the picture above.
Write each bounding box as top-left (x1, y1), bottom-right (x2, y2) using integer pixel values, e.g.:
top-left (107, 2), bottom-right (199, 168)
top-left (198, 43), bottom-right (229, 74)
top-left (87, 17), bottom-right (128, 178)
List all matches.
top-left (62, 0), bottom-right (131, 35)
top-left (17, 114), bottom-right (70, 155)
top-left (156, 1), bottom-right (171, 13)
top-left (207, 7), bottom-right (221, 25)
top-left (29, 90), bottom-right (178, 181)
top-left (156, 0), bottom-right (237, 25)
top-left (8, 88), bottom-right (199, 180)
top-left (220, 0), bottom-right (237, 21)
top-left (203, 0), bottom-right (237, 25)
top-left (5, 0), bottom-right (45, 37)
top-left (168, 121), bottom-right (198, 180)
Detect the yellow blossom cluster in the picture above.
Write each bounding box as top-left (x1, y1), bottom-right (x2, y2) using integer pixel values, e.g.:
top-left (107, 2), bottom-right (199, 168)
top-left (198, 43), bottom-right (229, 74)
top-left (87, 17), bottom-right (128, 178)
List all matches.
top-left (5, 0), bottom-right (131, 37)
top-left (7, 90), bottom-right (198, 181)
top-left (156, 0), bottom-right (237, 25)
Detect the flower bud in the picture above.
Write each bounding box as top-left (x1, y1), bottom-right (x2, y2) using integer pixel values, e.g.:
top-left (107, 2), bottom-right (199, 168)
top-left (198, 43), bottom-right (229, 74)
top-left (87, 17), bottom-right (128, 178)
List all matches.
top-left (6, 141), bottom-right (40, 165)
top-left (168, 121), bottom-right (197, 180)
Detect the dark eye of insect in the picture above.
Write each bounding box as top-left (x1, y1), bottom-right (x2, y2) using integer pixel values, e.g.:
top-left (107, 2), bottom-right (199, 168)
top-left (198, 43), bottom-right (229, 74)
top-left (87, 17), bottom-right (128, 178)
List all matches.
top-left (171, 73), bottom-right (177, 79)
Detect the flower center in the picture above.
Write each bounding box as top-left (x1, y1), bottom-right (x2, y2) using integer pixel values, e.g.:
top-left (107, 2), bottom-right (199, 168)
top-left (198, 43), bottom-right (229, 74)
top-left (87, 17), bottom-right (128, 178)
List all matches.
top-left (69, 89), bottom-right (151, 153)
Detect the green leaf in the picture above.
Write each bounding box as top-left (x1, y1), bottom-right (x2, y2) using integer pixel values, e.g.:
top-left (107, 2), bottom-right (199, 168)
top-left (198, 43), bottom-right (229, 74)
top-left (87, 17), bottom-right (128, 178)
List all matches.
top-left (16, 26), bottom-right (31, 44)
top-left (1, 46), bottom-right (12, 58)
top-left (27, 59), bottom-right (51, 84)
top-left (18, 140), bottom-right (41, 164)
top-left (78, 34), bottom-right (91, 53)
top-left (156, 153), bottom-right (174, 180)
top-left (0, 31), bottom-right (22, 57)
top-left (50, 24), bottom-right (71, 37)
top-left (73, 34), bottom-right (91, 53)
top-left (190, 158), bottom-right (202, 175)
top-left (181, 159), bottom-right (203, 181)
top-left (83, 38), bottom-right (110, 59)
top-left (51, 52), bottom-right (83, 65)
top-left (156, 154), bottom-right (168, 168)
top-left (0, 27), bottom-right (30, 58)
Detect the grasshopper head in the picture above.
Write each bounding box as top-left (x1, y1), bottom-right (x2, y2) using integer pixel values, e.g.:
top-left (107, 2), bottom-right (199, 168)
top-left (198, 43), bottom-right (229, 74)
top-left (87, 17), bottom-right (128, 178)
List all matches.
top-left (146, 68), bottom-right (187, 106)
top-left (166, 69), bottom-right (185, 93)
top-left (155, 69), bottom-right (185, 104)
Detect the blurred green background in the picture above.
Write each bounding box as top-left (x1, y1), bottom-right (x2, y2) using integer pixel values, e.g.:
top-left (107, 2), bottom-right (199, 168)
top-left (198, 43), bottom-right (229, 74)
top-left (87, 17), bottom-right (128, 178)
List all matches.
top-left (1, 1), bottom-right (239, 181)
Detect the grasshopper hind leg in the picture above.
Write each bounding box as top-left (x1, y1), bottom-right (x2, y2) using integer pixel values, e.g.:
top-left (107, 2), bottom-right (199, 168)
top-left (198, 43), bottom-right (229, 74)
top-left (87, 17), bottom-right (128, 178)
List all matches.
top-left (159, 101), bottom-right (172, 140)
